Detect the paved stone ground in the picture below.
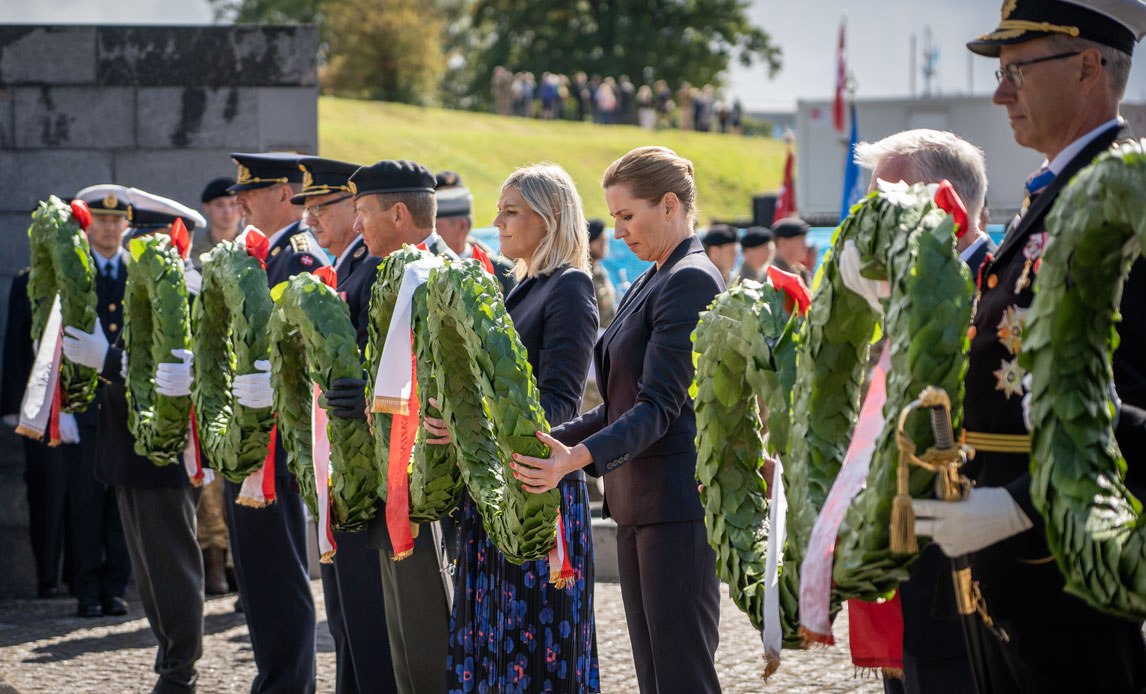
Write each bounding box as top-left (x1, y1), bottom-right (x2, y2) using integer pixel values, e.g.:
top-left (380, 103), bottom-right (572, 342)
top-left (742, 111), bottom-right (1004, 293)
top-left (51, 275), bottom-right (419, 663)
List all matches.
top-left (0, 580), bottom-right (880, 693)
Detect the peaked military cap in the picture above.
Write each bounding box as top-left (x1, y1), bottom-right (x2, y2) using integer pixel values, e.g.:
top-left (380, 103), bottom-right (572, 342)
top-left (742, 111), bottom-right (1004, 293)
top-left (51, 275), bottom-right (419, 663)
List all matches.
top-left (127, 188), bottom-right (206, 236)
top-left (201, 178), bottom-right (236, 203)
top-left (435, 185), bottom-right (474, 218)
top-left (435, 170), bottom-right (464, 189)
top-left (292, 156), bottom-right (361, 204)
top-left (741, 226), bottom-right (775, 248)
top-left (772, 218), bottom-right (810, 239)
top-left (228, 152), bottom-right (303, 192)
top-left (702, 224), bottom-right (738, 248)
top-left (968, 0), bottom-right (1146, 56)
top-left (587, 218), bottom-right (606, 242)
top-left (74, 184), bottom-right (131, 217)
top-left (349, 160), bottom-right (436, 198)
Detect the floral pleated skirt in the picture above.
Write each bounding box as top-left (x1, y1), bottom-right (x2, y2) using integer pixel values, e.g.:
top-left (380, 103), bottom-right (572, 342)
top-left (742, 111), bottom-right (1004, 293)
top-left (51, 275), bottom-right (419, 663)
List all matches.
top-left (446, 478), bottom-right (600, 694)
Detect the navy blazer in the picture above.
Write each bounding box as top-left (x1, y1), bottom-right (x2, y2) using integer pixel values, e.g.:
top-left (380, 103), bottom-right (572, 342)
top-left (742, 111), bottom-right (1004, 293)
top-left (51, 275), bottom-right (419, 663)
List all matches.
top-left (335, 236), bottom-right (382, 354)
top-left (553, 235), bottom-right (725, 525)
top-left (504, 264), bottom-right (597, 428)
top-left (265, 221), bottom-right (327, 288)
top-left (2, 271), bottom-right (33, 418)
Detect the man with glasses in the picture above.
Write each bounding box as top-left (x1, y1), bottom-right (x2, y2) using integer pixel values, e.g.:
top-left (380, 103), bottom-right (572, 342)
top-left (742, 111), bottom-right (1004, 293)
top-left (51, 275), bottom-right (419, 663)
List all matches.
top-left (910, 1), bottom-right (1146, 691)
top-left (292, 156), bottom-right (397, 694)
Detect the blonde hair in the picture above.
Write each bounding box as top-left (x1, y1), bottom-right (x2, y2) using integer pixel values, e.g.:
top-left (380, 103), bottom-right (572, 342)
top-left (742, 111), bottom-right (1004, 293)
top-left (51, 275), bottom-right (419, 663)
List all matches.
top-left (602, 146), bottom-right (698, 230)
top-left (501, 164), bottom-right (590, 280)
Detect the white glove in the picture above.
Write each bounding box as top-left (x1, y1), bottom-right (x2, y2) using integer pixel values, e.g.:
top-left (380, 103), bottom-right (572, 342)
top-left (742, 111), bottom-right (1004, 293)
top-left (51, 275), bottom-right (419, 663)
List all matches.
top-left (58, 413), bottom-right (80, 444)
top-left (913, 487), bottom-right (1033, 557)
top-left (233, 359), bottom-right (273, 409)
top-left (155, 349), bottom-right (195, 397)
top-left (1021, 372), bottom-right (1033, 432)
top-left (184, 267), bottom-right (203, 295)
top-left (62, 318), bottom-right (109, 370)
top-left (3, 414), bottom-right (19, 429)
top-left (120, 350), bottom-right (128, 380)
top-left (837, 240), bottom-right (890, 314)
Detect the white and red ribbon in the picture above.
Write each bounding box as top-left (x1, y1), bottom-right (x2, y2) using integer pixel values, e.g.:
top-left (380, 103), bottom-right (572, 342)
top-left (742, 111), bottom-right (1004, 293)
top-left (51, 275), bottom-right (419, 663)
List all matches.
top-left (17, 293), bottom-right (65, 445)
top-left (799, 344), bottom-right (890, 643)
top-left (182, 404), bottom-right (212, 487)
top-left (312, 382), bottom-right (337, 562)
top-left (548, 510), bottom-right (574, 588)
top-left (762, 456), bottom-right (787, 676)
top-left (237, 421), bottom-right (278, 507)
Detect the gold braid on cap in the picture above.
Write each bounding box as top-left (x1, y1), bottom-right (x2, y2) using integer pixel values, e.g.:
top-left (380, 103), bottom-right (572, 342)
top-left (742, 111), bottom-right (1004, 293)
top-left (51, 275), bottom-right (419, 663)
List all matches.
top-left (235, 163), bottom-right (288, 186)
top-left (982, 19), bottom-right (1081, 40)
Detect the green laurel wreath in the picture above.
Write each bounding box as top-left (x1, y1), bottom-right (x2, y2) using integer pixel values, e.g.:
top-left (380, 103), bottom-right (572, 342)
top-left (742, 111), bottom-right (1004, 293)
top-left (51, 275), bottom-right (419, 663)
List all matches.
top-left (268, 273), bottom-right (377, 532)
top-left (692, 280), bottom-right (801, 635)
top-left (192, 240), bottom-right (275, 482)
top-left (426, 260), bottom-right (560, 563)
top-left (26, 196), bottom-right (99, 413)
top-left (1022, 138), bottom-right (1146, 619)
top-left (124, 235), bottom-right (193, 465)
top-left (365, 245), bottom-right (464, 521)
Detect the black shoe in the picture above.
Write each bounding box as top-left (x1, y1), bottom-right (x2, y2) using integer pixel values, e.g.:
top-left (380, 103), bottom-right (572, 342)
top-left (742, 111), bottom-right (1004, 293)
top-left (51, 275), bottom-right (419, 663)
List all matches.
top-left (102, 596), bottom-right (128, 616)
top-left (233, 595), bottom-right (243, 613)
top-left (77, 601), bottom-right (102, 618)
top-left (38, 583), bottom-right (61, 599)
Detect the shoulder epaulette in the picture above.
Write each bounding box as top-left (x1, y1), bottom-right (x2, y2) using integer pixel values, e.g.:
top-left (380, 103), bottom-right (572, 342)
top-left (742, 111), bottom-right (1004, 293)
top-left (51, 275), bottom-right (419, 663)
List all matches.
top-left (290, 234), bottom-right (311, 253)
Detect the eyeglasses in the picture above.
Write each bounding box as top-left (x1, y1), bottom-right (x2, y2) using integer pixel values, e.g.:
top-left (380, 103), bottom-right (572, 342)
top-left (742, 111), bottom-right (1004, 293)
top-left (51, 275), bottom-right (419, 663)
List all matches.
top-left (995, 51), bottom-right (1090, 89)
top-left (304, 195), bottom-right (352, 218)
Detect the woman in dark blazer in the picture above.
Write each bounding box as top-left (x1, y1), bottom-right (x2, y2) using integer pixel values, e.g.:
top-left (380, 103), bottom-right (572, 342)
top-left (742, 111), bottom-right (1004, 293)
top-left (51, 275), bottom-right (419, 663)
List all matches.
top-left (514, 147), bottom-right (726, 694)
top-left (425, 163), bottom-right (600, 693)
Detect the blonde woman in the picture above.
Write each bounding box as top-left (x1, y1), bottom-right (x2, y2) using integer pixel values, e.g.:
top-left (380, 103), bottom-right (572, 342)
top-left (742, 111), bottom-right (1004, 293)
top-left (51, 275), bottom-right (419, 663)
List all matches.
top-left (511, 147), bottom-right (726, 694)
top-left (424, 164), bottom-right (600, 693)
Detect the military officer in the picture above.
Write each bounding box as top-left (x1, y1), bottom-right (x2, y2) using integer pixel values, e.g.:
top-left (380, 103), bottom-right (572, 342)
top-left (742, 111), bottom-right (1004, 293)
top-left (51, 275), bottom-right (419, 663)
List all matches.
top-left (771, 217), bottom-right (811, 282)
top-left (433, 171), bottom-right (516, 294)
top-left (327, 159), bottom-right (458, 694)
top-left (292, 155), bottom-right (397, 694)
top-left (587, 218), bottom-right (616, 330)
top-left (224, 152), bottom-right (327, 694)
top-left (62, 186), bottom-right (209, 692)
top-left (735, 226), bottom-right (775, 285)
top-left (56, 185), bottom-right (135, 618)
top-left (912, 2), bottom-right (1146, 691)
top-left (700, 224), bottom-right (738, 286)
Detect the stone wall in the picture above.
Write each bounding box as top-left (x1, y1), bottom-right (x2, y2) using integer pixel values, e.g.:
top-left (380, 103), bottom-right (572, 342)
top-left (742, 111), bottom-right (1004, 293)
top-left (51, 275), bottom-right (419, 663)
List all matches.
top-left (0, 24), bottom-right (318, 597)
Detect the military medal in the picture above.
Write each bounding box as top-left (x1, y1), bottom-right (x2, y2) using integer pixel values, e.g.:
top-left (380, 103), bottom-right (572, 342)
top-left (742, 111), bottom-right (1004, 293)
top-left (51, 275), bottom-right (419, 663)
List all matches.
top-left (993, 358), bottom-right (1026, 399)
top-left (1015, 232), bottom-right (1049, 293)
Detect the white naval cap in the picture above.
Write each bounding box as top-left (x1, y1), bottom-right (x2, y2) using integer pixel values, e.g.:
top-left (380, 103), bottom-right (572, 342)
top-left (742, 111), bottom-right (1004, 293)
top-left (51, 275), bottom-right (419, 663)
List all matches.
top-left (125, 187), bottom-right (206, 232)
top-left (73, 184), bottom-right (132, 216)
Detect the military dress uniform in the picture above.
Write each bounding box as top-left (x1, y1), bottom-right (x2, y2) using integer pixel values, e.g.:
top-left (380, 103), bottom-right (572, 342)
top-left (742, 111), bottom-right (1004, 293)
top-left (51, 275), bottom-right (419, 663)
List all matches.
top-left (223, 153), bottom-right (328, 694)
top-left (351, 159), bottom-right (459, 694)
top-left (294, 156), bottom-right (397, 694)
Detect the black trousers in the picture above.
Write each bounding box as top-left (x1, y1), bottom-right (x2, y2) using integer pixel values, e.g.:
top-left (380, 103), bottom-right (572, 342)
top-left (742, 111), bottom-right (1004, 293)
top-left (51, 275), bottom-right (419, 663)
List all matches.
top-left (68, 434), bottom-right (130, 604)
top-left (616, 520), bottom-right (721, 694)
top-left (225, 478), bottom-right (316, 694)
top-left (976, 616), bottom-right (1146, 693)
top-left (319, 529), bottom-right (397, 694)
top-left (375, 523), bottom-right (450, 694)
top-left (117, 485), bottom-right (203, 693)
top-left (22, 436), bottom-right (69, 589)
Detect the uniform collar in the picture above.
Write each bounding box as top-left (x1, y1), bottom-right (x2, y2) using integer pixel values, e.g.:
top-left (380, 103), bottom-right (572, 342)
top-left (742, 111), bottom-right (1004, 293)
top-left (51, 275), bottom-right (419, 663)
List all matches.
top-left (266, 220), bottom-right (302, 249)
top-left (959, 233), bottom-right (990, 264)
top-left (334, 236), bottom-right (365, 274)
top-left (1046, 118), bottom-right (1122, 177)
top-left (93, 248), bottom-right (123, 278)
top-left (417, 230), bottom-right (441, 249)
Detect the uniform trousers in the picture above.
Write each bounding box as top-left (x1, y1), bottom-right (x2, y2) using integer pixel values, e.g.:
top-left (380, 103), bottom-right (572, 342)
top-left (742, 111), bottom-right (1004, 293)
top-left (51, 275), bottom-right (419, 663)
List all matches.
top-left (22, 436), bottom-right (70, 591)
top-left (375, 523), bottom-right (450, 694)
top-left (69, 431), bottom-right (130, 605)
top-left (616, 520), bottom-right (721, 694)
top-left (976, 616), bottom-right (1146, 693)
top-left (319, 529), bottom-right (397, 694)
top-left (225, 478), bottom-right (316, 694)
top-left (117, 485), bottom-right (204, 693)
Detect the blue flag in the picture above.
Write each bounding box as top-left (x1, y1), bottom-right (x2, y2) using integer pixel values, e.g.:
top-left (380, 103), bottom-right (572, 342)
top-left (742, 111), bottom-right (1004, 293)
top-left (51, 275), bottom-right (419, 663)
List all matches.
top-left (839, 102), bottom-right (863, 222)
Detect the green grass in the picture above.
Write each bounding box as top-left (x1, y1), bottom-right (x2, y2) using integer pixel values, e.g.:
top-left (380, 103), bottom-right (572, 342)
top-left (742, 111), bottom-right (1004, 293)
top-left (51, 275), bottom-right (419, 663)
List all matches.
top-left (318, 97), bottom-right (786, 225)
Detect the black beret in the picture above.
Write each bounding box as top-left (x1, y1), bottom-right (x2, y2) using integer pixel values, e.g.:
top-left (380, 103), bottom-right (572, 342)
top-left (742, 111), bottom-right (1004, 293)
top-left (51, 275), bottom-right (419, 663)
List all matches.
top-left (587, 218), bottom-right (606, 242)
top-left (435, 170), bottom-right (463, 189)
top-left (968, 0), bottom-right (1145, 57)
top-left (201, 178), bottom-right (236, 203)
top-left (292, 156), bottom-right (361, 205)
top-left (349, 160), bottom-right (436, 198)
top-left (228, 152), bottom-right (303, 192)
top-left (702, 224), bottom-right (738, 248)
top-left (741, 226), bottom-right (774, 248)
top-left (773, 218), bottom-right (810, 239)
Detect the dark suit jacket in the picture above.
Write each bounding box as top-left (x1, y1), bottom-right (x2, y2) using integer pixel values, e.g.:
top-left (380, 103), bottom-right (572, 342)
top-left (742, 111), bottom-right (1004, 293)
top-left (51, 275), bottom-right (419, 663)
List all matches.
top-left (2, 270), bottom-right (33, 417)
top-left (265, 222), bottom-right (327, 289)
top-left (553, 235), bottom-right (725, 526)
top-left (97, 252), bottom-right (187, 488)
top-left (965, 121), bottom-right (1146, 621)
top-left (335, 236), bottom-right (382, 354)
top-left (504, 265), bottom-right (597, 428)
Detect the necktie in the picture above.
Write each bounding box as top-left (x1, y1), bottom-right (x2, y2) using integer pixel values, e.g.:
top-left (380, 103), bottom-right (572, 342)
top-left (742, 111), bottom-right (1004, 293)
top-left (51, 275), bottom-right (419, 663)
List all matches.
top-left (98, 261), bottom-right (114, 297)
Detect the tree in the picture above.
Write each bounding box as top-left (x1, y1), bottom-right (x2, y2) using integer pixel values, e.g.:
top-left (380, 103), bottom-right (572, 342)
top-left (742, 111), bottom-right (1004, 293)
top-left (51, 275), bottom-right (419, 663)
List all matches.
top-left (464, 0), bottom-right (781, 92)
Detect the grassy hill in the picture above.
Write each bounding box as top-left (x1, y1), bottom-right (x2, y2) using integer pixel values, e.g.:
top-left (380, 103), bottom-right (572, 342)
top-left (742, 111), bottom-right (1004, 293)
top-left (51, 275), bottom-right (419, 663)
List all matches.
top-left (318, 97), bottom-right (786, 225)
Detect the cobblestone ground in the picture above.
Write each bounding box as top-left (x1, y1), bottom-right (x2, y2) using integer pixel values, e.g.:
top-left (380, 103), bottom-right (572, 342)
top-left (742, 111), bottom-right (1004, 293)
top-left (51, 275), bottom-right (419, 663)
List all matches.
top-left (0, 580), bottom-right (880, 693)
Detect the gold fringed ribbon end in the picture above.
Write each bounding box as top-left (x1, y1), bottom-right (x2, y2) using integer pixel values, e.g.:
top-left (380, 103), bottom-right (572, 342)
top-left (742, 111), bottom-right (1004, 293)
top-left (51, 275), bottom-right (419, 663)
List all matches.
top-left (14, 424), bottom-right (44, 440)
top-left (319, 550), bottom-right (336, 564)
top-left (762, 651), bottom-right (781, 681)
top-left (550, 577), bottom-right (573, 590)
top-left (799, 625), bottom-right (834, 648)
top-left (392, 548), bottom-right (414, 562)
top-left (372, 395), bottom-right (409, 415)
top-left (889, 439), bottom-right (918, 555)
top-left (235, 496), bottom-right (269, 509)
top-left (882, 667), bottom-right (905, 680)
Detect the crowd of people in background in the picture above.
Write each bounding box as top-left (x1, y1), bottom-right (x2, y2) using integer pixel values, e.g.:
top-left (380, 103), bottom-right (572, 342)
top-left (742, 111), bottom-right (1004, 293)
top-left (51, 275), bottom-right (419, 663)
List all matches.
top-left (490, 66), bottom-right (746, 133)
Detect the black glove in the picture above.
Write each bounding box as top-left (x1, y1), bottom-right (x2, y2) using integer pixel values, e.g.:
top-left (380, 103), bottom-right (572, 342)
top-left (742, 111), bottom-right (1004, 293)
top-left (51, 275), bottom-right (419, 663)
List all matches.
top-left (324, 376), bottom-right (368, 420)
